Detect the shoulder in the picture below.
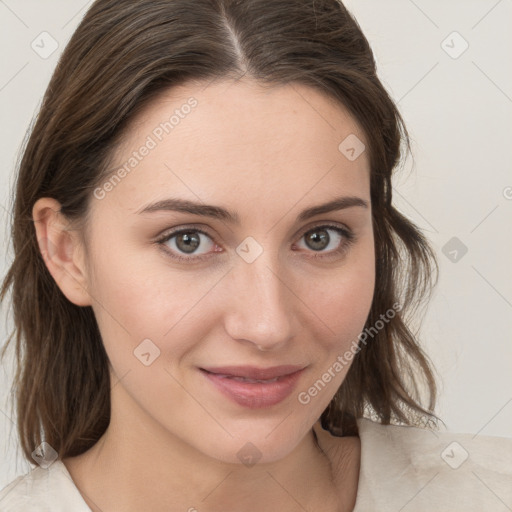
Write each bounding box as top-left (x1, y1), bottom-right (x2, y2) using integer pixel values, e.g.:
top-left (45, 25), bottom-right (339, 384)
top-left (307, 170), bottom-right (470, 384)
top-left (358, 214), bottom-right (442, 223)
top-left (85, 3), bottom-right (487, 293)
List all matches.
top-left (0, 460), bottom-right (91, 511)
top-left (354, 418), bottom-right (512, 511)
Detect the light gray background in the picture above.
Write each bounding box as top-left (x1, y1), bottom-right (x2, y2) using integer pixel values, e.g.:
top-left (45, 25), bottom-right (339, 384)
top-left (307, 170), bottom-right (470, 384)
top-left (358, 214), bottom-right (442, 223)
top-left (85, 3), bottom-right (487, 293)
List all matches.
top-left (1, 0), bottom-right (511, 490)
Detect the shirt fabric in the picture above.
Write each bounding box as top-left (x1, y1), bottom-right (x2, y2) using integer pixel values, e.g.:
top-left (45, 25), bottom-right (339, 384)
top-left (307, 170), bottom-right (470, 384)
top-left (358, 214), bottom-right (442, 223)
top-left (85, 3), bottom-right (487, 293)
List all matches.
top-left (1, 418), bottom-right (511, 511)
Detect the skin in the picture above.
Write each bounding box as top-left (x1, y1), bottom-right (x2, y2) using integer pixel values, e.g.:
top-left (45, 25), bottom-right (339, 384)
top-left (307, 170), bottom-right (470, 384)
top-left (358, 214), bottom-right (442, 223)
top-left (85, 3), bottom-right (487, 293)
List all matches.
top-left (33, 78), bottom-right (375, 512)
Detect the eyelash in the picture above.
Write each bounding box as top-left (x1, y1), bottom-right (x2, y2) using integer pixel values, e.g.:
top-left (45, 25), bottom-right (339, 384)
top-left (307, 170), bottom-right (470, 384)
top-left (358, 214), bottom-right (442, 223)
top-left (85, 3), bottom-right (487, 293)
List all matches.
top-left (155, 223), bottom-right (356, 263)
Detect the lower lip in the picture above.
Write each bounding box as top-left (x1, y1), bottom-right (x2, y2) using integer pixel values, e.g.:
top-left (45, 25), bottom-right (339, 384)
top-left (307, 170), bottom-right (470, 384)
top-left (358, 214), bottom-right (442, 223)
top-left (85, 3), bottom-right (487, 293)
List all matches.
top-left (200, 368), bottom-right (305, 409)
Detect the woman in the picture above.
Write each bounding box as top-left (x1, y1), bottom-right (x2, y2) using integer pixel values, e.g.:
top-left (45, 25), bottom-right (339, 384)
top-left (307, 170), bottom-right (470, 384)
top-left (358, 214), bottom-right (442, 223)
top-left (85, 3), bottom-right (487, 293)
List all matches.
top-left (0, 0), bottom-right (510, 510)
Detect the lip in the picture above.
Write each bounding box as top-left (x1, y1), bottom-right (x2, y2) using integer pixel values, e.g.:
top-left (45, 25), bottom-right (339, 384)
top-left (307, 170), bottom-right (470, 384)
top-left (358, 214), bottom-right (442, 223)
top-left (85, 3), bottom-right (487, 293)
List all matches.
top-left (200, 365), bottom-right (305, 380)
top-left (199, 365), bottom-right (307, 409)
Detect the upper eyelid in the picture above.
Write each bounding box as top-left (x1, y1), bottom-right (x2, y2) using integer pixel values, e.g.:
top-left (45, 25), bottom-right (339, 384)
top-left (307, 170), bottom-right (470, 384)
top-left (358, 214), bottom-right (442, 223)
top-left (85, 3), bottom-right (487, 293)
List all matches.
top-left (158, 221), bottom-right (352, 242)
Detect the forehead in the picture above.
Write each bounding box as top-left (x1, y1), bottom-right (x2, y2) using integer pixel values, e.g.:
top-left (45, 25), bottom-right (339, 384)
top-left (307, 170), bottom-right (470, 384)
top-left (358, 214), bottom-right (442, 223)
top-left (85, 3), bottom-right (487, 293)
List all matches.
top-left (98, 78), bottom-right (371, 219)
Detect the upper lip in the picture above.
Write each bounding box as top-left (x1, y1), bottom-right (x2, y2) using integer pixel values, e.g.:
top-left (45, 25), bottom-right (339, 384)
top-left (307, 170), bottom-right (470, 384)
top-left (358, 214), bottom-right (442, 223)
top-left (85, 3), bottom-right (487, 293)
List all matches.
top-left (200, 365), bottom-right (306, 380)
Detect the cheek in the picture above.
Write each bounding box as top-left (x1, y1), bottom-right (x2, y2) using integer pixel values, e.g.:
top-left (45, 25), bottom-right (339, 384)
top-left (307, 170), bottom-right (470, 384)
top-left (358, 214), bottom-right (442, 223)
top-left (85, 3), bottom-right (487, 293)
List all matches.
top-left (303, 239), bottom-right (375, 348)
top-left (294, 250), bottom-right (375, 411)
top-left (87, 241), bottom-right (222, 366)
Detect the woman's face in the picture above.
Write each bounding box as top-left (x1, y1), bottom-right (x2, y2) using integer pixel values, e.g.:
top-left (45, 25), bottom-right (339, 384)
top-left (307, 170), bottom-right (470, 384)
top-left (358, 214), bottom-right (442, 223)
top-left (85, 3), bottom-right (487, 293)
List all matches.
top-left (78, 79), bottom-right (375, 463)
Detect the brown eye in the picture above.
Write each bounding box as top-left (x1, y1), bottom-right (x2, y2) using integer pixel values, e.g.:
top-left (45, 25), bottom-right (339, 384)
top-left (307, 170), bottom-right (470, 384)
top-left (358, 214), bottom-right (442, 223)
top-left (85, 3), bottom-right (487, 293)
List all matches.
top-left (157, 228), bottom-right (217, 262)
top-left (296, 225), bottom-right (355, 259)
top-left (174, 231), bottom-right (201, 254)
top-left (304, 228), bottom-right (331, 251)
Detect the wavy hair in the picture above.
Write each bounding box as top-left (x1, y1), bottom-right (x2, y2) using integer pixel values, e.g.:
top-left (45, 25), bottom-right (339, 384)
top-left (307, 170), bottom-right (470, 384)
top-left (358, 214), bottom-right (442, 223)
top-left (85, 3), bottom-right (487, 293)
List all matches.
top-left (1, 0), bottom-right (439, 462)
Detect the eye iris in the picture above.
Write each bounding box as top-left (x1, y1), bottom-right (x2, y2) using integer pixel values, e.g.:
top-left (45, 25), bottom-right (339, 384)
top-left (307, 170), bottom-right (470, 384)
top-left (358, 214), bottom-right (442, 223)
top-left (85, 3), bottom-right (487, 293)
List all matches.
top-left (176, 231), bottom-right (200, 254)
top-left (305, 229), bottom-right (329, 251)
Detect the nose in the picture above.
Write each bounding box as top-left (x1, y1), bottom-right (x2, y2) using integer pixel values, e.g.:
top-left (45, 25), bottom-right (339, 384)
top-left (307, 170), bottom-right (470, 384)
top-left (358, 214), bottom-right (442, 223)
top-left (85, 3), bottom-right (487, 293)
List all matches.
top-left (222, 250), bottom-right (295, 351)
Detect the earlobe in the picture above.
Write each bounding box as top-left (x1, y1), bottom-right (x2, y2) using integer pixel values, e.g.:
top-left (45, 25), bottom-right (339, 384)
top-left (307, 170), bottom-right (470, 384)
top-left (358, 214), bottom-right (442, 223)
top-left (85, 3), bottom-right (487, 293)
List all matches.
top-left (32, 197), bottom-right (92, 307)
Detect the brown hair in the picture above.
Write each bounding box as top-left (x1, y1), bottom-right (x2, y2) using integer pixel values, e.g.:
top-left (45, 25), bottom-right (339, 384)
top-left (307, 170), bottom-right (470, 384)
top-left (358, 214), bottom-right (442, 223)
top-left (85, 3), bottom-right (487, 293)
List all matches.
top-left (1, 0), bottom-right (438, 463)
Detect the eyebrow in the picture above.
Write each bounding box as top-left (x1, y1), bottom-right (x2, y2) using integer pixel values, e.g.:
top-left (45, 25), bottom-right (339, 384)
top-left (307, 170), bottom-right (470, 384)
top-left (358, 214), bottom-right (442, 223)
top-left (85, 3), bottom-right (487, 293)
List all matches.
top-left (136, 195), bottom-right (369, 224)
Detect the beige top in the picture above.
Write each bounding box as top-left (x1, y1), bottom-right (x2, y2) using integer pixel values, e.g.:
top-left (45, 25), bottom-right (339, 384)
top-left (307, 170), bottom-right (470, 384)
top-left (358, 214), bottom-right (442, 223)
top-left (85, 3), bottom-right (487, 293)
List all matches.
top-left (1, 418), bottom-right (511, 511)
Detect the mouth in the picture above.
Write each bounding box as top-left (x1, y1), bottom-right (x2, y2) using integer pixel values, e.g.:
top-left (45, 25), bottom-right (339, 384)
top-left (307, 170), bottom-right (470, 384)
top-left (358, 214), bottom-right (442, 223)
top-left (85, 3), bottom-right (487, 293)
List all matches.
top-left (200, 364), bottom-right (306, 380)
top-left (199, 365), bottom-right (307, 408)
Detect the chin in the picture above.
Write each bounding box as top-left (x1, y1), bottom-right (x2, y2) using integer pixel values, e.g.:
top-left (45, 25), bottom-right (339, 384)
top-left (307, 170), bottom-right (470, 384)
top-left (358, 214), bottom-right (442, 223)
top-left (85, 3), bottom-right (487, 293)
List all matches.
top-left (188, 417), bottom-right (311, 466)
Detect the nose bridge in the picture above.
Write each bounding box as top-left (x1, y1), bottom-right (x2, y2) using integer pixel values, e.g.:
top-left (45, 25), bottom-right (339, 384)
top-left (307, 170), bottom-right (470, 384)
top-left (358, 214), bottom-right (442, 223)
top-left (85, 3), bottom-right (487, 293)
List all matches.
top-left (224, 243), bottom-right (294, 349)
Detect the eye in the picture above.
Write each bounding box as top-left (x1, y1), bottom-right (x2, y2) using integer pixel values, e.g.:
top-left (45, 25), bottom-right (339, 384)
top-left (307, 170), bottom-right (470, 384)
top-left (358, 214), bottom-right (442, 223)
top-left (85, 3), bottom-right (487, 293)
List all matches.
top-left (156, 226), bottom-right (219, 263)
top-left (294, 224), bottom-right (355, 259)
top-left (155, 223), bottom-right (356, 263)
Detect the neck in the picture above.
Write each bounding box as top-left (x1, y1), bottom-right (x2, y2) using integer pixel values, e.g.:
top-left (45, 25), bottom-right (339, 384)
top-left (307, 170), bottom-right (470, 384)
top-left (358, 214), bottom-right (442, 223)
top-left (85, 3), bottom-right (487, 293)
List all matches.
top-left (64, 381), bottom-right (357, 512)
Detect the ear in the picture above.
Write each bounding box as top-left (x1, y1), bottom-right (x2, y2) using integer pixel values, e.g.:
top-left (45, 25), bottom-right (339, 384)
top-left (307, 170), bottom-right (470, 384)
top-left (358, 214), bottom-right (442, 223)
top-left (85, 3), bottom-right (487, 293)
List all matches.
top-left (32, 197), bottom-right (92, 307)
